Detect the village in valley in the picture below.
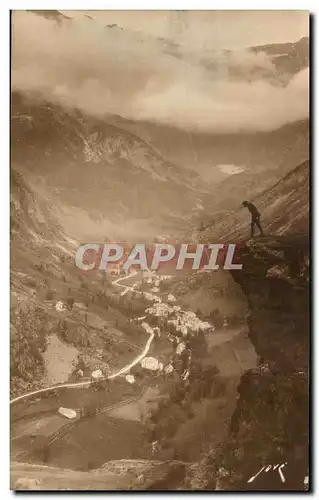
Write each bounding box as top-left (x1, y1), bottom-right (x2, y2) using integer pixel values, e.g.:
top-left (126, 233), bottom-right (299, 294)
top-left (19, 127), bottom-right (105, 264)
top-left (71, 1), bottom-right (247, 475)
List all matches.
top-left (12, 252), bottom-right (253, 473)
top-left (29, 264), bottom-right (236, 424)
top-left (77, 268), bottom-right (231, 386)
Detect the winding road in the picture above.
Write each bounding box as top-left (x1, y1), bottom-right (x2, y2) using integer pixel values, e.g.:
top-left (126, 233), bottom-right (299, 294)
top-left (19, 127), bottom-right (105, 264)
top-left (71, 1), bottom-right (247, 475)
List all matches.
top-left (11, 270), bottom-right (246, 406)
top-left (10, 272), bottom-right (154, 405)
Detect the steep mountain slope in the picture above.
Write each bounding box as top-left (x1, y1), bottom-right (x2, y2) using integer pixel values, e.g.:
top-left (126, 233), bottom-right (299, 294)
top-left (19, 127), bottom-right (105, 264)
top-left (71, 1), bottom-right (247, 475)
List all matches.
top-left (120, 117), bottom-right (309, 185)
top-left (11, 168), bottom-right (67, 247)
top-left (11, 91), bottom-right (209, 239)
top-left (10, 165), bottom-right (150, 398)
top-left (199, 159), bottom-right (309, 242)
top-left (201, 142), bottom-right (309, 212)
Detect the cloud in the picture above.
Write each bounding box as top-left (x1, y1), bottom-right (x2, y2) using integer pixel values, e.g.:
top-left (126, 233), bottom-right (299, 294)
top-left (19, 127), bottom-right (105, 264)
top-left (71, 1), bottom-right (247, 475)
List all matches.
top-left (11, 11), bottom-right (309, 134)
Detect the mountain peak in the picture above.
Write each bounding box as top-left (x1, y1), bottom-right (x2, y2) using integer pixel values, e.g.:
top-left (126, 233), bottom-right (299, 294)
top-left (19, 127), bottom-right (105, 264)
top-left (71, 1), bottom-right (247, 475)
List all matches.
top-left (27, 10), bottom-right (72, 23)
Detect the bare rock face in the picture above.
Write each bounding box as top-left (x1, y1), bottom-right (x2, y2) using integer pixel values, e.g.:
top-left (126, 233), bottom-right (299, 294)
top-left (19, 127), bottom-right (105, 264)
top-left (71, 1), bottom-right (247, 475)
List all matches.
top-left (214, 236), bottom-right (309, 491)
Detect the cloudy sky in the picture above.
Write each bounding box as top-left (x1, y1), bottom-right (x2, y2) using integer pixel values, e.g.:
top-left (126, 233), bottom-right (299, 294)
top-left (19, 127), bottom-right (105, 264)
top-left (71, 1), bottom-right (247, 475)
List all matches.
top-left (62, 10), bottom-right (309, 49)
top-left (12, 10), bottom-right (309, 134)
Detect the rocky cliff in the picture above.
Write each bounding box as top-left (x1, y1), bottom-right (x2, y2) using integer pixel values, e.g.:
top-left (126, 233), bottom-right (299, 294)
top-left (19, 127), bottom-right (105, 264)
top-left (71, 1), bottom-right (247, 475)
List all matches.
top-left (212, 235), bottom-right (309, 491)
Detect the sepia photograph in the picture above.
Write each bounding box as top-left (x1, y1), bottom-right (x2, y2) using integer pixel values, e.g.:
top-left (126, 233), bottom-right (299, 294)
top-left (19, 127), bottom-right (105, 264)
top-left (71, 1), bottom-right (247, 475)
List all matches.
top-left (10, 9), bottom-right (310, 491)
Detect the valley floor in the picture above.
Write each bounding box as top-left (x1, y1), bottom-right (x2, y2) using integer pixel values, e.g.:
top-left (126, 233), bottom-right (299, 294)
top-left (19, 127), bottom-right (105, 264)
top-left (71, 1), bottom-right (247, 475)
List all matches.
top-left (11, 270), bottom-right (257, 489)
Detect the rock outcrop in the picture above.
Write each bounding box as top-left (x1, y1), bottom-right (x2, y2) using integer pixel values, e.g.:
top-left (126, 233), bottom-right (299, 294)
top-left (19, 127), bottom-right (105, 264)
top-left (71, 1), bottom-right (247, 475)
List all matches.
top-left (213, 235), bottom-right (309, 491)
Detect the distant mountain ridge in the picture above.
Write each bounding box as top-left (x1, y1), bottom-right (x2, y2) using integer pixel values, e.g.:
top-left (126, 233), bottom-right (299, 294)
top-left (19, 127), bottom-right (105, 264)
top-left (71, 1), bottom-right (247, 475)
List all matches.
top-left (27, 10), bottom-right (72, 23)
top-left (252, 36), bottom-right (309, 76)
top-left (24, 10), bottom-right (309, 79)
top-left (11, 91), bottom-right (210, 239)
top-left (15, 11), bottom-right (309, 187)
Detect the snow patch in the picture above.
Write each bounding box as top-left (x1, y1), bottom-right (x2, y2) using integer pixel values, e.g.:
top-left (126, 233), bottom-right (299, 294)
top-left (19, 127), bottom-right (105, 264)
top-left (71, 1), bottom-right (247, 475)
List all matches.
top-left (217, 164), bottom-right (245, 175)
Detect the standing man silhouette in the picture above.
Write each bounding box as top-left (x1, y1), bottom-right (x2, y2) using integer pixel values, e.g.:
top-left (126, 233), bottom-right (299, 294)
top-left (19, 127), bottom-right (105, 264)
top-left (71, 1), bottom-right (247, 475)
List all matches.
top-left (242, 201), bottom-right (264, 238)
